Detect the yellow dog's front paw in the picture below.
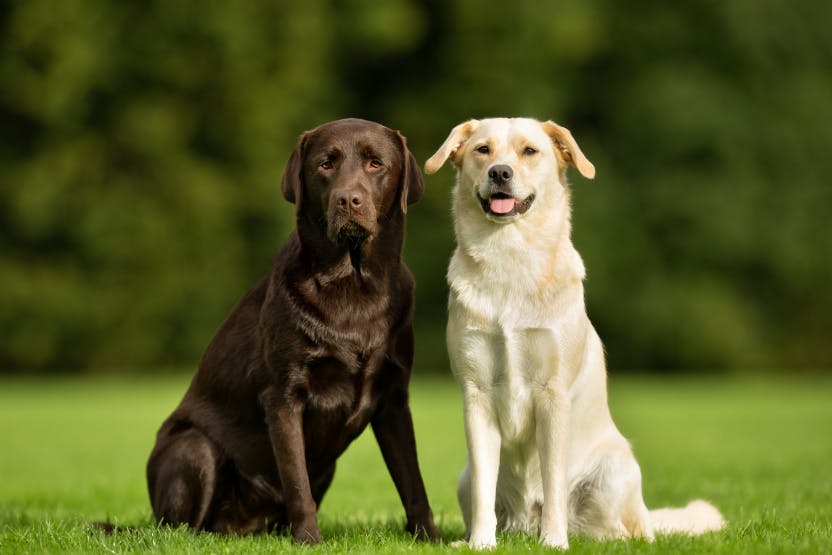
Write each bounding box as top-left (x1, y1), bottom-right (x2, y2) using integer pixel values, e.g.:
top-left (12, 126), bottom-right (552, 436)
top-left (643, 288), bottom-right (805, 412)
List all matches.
top-left (541, 532), bottom-right (569, 550)
top-left (467, 533), bottom-right (497, 550)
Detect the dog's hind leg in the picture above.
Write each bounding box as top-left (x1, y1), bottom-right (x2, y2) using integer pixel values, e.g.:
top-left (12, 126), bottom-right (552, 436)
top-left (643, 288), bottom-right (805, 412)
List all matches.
top-left (570, 442), bottom-right (653, 541)
top-left (606, 445), bottom-right (653, 540)
top-left (147, 424), bottom-right (224, 530)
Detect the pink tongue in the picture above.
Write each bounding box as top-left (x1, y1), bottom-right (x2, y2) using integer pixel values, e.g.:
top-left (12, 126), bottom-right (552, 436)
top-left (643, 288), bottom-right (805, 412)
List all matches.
top-left (490, 197), bottom-right (515, 214)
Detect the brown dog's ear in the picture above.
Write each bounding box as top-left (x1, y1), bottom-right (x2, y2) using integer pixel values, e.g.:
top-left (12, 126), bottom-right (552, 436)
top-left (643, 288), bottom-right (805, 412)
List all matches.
top-left (396, 131), bottom-right (424, 214)
top-left (424, 119), bottom-right (480, 174)
top-left (541, 121), bottom-right (596, 179)
top-left (280, 132), bottom-right (307, 210)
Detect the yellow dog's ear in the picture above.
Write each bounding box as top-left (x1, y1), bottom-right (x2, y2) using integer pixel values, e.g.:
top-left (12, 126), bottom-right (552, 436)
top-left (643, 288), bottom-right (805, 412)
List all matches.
top-left (280, 131), bottom-right (308, 212)
top-left (424, 119), bottom-right (480, 174)
top-left (541, 121), bottom-right (595, 179)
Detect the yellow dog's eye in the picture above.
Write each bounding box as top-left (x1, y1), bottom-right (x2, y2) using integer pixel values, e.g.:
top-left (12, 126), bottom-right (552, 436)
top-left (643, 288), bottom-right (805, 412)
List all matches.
top-left (369, 159), bottom-right (382, 169)
top-left (320, 160), bottom-right (333, 170)
top-left (476, 145), bottom-right (490, 154)
top-left (523, 147), bottom-right (538, 156)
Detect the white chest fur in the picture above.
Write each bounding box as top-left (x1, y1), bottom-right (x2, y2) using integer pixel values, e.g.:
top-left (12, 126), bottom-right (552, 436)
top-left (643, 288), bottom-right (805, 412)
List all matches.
top-left (446, 234), bottom-right (590, 445)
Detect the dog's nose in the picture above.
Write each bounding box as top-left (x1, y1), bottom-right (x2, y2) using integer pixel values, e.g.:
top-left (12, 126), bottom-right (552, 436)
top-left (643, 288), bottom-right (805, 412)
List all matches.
top-left (336, 192), bottom-right (364, 210)
top-left (488, 165), bottom-right (514, 185)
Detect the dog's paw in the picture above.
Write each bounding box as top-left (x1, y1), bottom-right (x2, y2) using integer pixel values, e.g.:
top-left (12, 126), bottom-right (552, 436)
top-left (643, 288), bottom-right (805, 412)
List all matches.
top-left (406, 519), bottom-right (441, 542)
top-left (541, 533), bottom-right (569, 550)
top-left (467, 533), bottom-right (498, 550)
top-left (290, 519), bottom-right (323, 544)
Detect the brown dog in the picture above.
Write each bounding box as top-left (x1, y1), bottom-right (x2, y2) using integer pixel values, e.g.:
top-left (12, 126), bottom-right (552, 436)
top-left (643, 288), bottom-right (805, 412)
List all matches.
top-left (146, 118), bottom-right (439, 543)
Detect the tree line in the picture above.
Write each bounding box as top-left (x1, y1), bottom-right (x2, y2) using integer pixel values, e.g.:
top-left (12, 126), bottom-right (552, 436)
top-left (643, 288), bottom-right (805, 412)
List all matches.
top-left (1, 0), bottom-right (830, 373)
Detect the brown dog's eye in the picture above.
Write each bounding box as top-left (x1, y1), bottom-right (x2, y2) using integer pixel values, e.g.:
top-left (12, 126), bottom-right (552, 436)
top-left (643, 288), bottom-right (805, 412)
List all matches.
top-left (369, 159), bottom-right (382, 169)
top-left (523, 147), bottom-right (538, 156)
top-left (320, 160), bottom-right (334, 170)
top-left (476, 145), bottom-right (490, 155)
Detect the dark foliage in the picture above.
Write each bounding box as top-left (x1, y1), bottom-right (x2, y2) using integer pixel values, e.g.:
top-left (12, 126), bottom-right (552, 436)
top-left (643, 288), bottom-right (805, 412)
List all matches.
top-left (1, 0), bottom-right (830, 372)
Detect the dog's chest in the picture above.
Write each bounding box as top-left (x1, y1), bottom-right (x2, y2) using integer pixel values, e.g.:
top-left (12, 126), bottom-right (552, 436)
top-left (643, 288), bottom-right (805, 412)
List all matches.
top-left (304, 330), bottom-right (387, 404)
top-left (281, 274), bottom-right (396, 429)
top-left (288, 269), bottom-right (395, 349)
top-left (473, 326), bottom-right (560, 443)
top-left (447, 255), bottom-right (589, 443)
top-left (305, 354), bottom-right (363, 405)
top-left (301, 348), bottom-right (385, 451)
top-left (447, 242), bottom-right (585, 327)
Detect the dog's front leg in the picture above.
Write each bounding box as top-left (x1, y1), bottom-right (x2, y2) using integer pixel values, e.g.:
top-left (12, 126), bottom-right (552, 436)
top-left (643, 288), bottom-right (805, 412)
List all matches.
top-left (534, 377), bottom-right (570, 549)
top-left (371, 389), bottom-right (439, 541)
top-left (463, 384), bottom-right (502, 549)
top-left (259, 385), bottom-right (321, 544)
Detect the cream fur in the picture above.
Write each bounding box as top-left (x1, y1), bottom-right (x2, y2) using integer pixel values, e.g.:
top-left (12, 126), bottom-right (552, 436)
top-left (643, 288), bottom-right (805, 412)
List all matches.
top-left (426, 118), bottom-right (724, 549)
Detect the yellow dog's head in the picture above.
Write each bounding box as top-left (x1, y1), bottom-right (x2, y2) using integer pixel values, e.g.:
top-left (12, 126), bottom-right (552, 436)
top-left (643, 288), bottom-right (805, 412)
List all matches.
top-left (426, 118), bottom-right (595, 225)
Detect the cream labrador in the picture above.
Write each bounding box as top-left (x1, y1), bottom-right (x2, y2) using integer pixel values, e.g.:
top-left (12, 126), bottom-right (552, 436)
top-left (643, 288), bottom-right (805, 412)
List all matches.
top-left (425, 118), bottom-right (724, 549)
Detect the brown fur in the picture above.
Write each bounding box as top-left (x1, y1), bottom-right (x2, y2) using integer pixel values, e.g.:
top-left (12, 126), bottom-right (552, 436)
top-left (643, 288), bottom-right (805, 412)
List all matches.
top-left (146, 118), bottom-right (438, 543)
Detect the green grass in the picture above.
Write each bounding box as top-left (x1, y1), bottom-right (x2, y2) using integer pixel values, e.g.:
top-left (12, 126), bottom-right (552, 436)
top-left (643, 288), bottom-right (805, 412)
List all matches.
top-left (1, 372), bottom-right (830, 553)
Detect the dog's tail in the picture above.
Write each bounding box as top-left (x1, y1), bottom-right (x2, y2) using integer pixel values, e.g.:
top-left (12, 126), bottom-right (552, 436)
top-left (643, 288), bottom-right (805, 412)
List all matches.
top-left (649, 499), bottom-right (725, 535)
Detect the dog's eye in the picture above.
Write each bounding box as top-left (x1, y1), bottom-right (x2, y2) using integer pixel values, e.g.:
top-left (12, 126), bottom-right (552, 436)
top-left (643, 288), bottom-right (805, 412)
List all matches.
top-left (369, 159), bottom-right (383, 169)
top-left (523, 147), bottom-right (538, 156)
top-left (320, 160), bottom-right (334, 170)
top-left (475, 145), bottom-right (490, 155)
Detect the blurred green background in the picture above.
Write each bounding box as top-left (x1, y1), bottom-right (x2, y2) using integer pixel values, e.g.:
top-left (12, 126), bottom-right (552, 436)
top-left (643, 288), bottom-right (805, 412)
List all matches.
top-left (2, 0), bottom-right (830, 374)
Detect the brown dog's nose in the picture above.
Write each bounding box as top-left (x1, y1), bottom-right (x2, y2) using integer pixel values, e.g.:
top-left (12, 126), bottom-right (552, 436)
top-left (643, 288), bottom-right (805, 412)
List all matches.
top-left (336, 191), bottom-right (364, 210)
top-left (488, 164), bottom-right (514, 185)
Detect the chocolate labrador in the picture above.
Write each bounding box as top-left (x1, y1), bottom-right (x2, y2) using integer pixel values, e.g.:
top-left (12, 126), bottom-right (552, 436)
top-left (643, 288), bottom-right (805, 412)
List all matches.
top-left (146, 118), bottom-right (439, 543)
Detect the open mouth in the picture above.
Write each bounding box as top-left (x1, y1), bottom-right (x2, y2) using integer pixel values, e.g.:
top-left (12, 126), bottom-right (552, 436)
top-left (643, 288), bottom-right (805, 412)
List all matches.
top-left (477, 192), bottom-right (536, 218)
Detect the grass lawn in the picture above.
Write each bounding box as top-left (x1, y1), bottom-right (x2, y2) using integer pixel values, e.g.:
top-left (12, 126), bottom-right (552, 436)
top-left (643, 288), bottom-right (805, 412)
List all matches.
top-left (0, 371), bottom-right (830, 553)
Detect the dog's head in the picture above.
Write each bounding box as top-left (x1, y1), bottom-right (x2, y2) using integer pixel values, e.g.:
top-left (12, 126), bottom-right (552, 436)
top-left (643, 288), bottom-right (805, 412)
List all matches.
top-left (425, 118), bottom-right (594, 224)
top-left (280, 118), bottom-right (423, 248)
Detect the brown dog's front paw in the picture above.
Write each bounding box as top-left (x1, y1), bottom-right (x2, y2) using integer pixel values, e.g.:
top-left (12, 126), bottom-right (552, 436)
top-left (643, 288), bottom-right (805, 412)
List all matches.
top-left (291, 519), bottom-right (323, 544)
top-left (407, 518), bottom-right (441, 542)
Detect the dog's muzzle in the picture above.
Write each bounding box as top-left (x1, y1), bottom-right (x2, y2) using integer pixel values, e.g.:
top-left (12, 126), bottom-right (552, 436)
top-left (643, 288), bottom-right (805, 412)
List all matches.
top-left (477, 191), bottom-right (536, 218)
top-left (478, 164), bottom-right (535, 219)
top-left (336, 220), bottom-right (370, 240)
top-left (328, 189), bottom-right (375, 246)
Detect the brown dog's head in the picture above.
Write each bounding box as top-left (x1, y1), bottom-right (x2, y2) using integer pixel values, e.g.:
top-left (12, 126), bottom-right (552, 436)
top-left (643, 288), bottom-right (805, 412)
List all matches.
top-left (280, 118), bottom-right (423, 249)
